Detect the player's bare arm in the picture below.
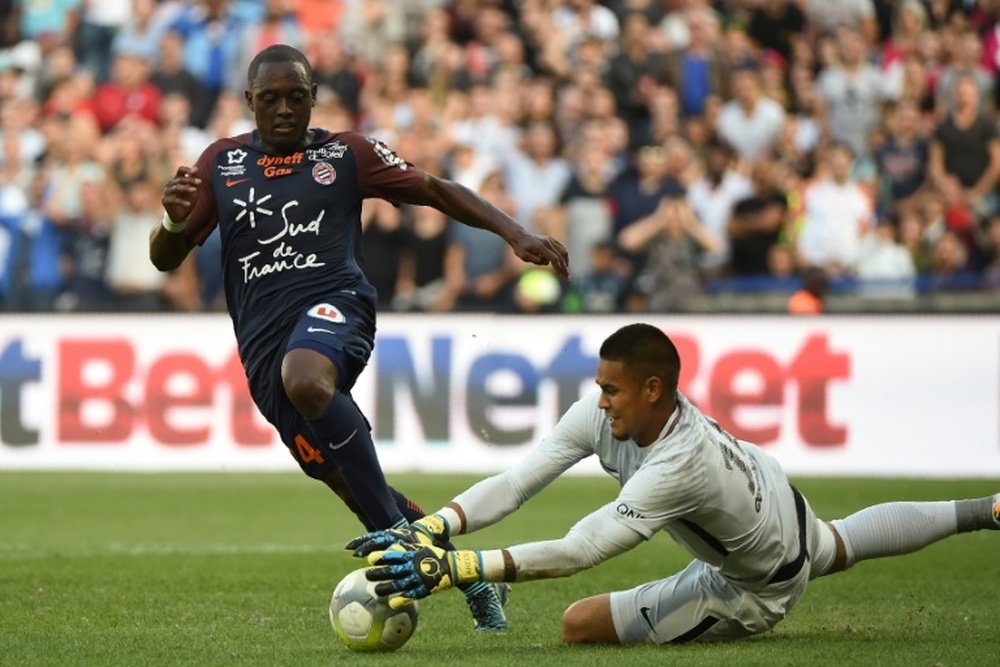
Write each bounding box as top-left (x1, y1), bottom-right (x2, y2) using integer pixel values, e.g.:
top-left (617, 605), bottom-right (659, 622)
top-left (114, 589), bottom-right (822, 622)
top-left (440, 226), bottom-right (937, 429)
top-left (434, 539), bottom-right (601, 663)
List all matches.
top-left (405, 173), bottom-right (570, 280)
top-left (150, 165), bottom-right (200, 271)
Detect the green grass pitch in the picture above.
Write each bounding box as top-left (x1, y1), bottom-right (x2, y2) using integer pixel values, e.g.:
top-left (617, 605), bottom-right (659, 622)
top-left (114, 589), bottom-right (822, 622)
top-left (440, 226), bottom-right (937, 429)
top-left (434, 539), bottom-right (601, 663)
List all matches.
top-left (2, 472), bottom-right (997, 666)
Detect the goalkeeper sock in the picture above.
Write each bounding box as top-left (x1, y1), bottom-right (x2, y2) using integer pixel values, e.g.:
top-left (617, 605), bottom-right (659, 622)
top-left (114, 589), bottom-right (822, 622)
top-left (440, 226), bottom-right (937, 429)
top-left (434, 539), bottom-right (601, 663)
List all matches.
top-left (305, 392), bottom-right (404, 530)
top-left (832, 497), bottom-right (997, 569)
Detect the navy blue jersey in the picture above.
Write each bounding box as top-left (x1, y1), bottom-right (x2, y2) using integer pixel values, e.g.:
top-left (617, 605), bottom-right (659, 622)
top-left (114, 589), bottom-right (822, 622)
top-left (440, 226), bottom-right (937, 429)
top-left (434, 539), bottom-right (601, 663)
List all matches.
top-left (184, 130), bottom-right (425, 379)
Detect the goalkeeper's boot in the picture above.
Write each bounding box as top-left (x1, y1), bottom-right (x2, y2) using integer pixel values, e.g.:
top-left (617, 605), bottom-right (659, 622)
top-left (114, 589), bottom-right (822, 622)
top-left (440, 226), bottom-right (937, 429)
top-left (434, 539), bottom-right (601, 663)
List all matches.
top-left (463, 582), bottom-right (508, 632)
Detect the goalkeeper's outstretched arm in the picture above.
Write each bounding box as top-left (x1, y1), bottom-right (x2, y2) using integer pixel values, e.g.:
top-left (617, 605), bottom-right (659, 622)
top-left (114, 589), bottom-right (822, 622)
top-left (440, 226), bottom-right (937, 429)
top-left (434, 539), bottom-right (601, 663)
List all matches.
top-left (368, 502), bottom-right (646, 608)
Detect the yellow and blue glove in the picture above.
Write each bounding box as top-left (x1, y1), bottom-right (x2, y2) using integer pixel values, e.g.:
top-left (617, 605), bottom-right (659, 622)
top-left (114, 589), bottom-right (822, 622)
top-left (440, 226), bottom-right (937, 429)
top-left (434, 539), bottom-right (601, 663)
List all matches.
top-left (365, 543), bottom-right (483, 609)
top-left (345, 513), bottom-right (450, 558)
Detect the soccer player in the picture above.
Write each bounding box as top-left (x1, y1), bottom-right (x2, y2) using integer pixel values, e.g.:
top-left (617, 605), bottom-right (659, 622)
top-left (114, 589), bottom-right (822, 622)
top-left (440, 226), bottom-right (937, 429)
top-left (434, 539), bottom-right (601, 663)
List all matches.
top-left (149, 44), bottom-right (568, 631)
top-left (349, 323), bottom-right (1000, 644)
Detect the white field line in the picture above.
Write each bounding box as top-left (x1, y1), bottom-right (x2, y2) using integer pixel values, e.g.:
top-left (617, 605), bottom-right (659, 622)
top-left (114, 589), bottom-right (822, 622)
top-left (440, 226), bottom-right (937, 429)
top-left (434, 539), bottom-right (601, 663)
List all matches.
top-left (0, 542), bottom-right (341, 560)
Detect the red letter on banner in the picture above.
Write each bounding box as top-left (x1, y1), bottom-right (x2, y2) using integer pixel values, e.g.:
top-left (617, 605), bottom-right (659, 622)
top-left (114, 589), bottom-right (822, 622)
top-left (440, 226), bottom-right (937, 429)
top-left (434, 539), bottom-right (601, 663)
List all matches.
top-left (789, 334), bottom-right (849, 446)
top-left (708, 352), bottom-right (783, 444)
top-left (146, 353), bottom-right (212, 445)
top-left (59, 340), bottom-right (134, 442)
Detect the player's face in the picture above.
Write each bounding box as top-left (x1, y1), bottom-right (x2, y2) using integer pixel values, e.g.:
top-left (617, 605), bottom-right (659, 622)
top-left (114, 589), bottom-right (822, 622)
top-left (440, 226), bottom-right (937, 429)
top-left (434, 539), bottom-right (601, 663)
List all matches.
top-left (246, 61), bottom-right (317, 154)
top-left (595, 359), bottom-right (660, 447)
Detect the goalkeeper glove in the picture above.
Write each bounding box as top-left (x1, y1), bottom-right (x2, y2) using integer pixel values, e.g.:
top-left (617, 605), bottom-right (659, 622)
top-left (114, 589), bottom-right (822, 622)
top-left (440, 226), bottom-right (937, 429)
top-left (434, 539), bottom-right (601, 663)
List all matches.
top-left (345, 513), bottom-right (450, 558)
top-left (366, 543), bottom-right (483, 609)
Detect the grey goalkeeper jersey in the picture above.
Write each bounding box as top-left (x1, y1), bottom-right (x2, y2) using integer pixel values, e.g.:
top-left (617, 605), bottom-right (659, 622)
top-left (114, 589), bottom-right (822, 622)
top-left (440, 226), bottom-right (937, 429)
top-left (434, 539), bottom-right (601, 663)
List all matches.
top-left (453, 391), bottom-right (802, 588)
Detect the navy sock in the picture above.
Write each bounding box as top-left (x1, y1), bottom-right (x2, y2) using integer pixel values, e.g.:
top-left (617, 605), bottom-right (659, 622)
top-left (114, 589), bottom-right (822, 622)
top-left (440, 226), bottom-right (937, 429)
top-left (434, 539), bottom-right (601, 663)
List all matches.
top-left (306, 392), bottom-right (404, 529)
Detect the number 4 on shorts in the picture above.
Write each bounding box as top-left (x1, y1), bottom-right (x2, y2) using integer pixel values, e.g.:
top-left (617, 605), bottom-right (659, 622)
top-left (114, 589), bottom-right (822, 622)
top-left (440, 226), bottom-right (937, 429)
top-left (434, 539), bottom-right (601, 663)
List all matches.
top-left (294, 434), bottom-right (326, 464)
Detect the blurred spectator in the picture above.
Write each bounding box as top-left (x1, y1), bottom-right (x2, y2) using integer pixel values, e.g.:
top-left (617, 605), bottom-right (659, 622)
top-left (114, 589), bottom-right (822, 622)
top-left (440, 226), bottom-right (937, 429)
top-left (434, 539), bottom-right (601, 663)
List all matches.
top-left (102, 121), bottom-right (165, 188)
top-left (565, 240), bottom-right (628, 313)
top-left (544, 137), bottom-right (615, 279)
top-left (150, 30), bottom-right (210, 128)
top-left (19, 173), bottom-right (64, 311)
top-left (295, 0), bottom-right (345, 36)
top-left (796, 143), bottom-right (874, 275)
top-left (0, 147), bottom-right (28, 308)
top-left (875, 99), bottom-right (928, 216)
top-left (63, 179), bottom-right (113, 311)
top-left (930, 230), bottom-right (973, 289)
top-left (112, 0), bottom-right (170, 68)
top-left (929, 73), bottom-right (1000, 220)
top-left (856, 216), bottom-right (917, 297)
top-left (461, 5), bottom-right (510, 85)
top-left (552, 0), bottom-right (620, 46)
top-left (727, 155), bottom-right (787, 277)
top-left (504, 120), bottom-right (571, 233)
top-left (935, 29), bottom-right (993, 117)
top-left (610, 143), bottom-right (685, 263)
top-left (787, 266), bottom-right (827, 314)
top-left (618, 195), bottom-right (719, 311)
top-left (340, 0), bottom-right (406, 69)
top-left (659, 5), bottom-right (730, 120)
top-left (361, 197), bottom-right (408, 309)
top-left (0, 98), bottom-right (45, 174)
top-left (168, 0), bottom-right (246, 114)
top-left (688, 140), bottom-right (753, 274)
top-left (817, 27), bottom-right (888, 158)
top-left (805, 0), bottom-right (878, 46)
top-left (75, 0), bottom-right (130, 84)
top-left (441, 171), bottom-right (521, 311)
top-left (92, 45), bottom-right (161, 133)
top-left (235, 0), bottom-right (305, 80)
top-left (881, 0), bottom-right (926, 94)
top-left (604, 10), bottom-right (658, 138)
top-left (17, 0), bottom-right (80, 53)
top-left (105, 178), bottom-right (166, 310)
top-left (897, 209), bottom-right (933, 274)
top-left (448, 83), bottom-right (518, 169)
top-left (41, 117), bottom-right (104, 225)
top-left (716, 68), bottom-right (785, 162)
top-left (394, 205), bottom-right (452, 312)
top-left (748, 0), bottom-right (807, 63)
top-left (312, 35), bottom-right (362, 118)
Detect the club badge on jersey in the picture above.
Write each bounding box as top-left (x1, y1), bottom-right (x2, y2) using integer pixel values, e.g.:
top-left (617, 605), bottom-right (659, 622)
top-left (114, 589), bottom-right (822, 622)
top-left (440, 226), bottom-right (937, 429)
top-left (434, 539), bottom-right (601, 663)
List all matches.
top-left (309, 303), bottom-right (346, 323)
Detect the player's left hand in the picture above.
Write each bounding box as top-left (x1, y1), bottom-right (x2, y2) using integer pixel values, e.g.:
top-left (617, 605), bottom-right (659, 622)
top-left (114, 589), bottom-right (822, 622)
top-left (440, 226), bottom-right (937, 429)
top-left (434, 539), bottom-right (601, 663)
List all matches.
top-left (366, 544), bottom-right (483, 609)
top-left (345, 513), bottom-right (450, 557)
top-left (510, 231), bottom-right (569, 280)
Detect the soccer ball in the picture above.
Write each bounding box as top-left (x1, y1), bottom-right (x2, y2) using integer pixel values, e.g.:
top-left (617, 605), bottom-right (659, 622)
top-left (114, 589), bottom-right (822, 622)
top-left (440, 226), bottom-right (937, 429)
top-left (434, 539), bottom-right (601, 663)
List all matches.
top-left (329, 567), bottom-right (419, 652)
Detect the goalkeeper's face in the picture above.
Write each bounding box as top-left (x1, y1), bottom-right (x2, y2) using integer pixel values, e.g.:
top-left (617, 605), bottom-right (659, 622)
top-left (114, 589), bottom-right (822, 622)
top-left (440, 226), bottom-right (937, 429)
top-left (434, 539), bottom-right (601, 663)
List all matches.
top-left (595, 358), bottom-right (663, 447)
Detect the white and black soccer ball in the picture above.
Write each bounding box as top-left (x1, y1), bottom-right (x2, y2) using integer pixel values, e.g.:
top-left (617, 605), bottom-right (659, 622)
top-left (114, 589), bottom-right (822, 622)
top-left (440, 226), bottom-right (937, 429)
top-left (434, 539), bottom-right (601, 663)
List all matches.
top-left (329, 567), bottom-right (418, 652)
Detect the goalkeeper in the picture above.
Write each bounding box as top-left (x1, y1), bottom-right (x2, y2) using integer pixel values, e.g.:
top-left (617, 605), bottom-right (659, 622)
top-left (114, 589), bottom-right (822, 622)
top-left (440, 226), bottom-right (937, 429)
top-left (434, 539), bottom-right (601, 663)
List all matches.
top-left (348, 323), bottom-right (1000, 645)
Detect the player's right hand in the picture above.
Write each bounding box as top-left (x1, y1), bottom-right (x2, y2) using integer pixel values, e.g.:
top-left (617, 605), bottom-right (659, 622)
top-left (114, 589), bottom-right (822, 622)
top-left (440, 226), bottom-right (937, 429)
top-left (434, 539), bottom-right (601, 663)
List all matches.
top-left (366, 544), bottom-right (483, 609)
top-left (510, 230), bottom-right (570, 281)
top-left (345, 513), bottom-right (450, 558)
top-left (161, 165), bottom-right (201, 223)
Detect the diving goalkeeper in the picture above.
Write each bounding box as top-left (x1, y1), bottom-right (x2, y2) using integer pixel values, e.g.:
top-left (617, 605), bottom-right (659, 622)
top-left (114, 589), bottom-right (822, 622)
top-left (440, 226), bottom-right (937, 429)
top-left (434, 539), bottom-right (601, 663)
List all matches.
top-left (347, 323), bottom-right (1000, 644)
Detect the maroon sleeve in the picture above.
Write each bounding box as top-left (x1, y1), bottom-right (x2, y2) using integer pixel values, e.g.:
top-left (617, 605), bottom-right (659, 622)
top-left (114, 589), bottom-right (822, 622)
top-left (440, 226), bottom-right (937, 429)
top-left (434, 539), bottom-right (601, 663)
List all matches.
top-left (183, 142), bottom-right (224, 247)
top-left (340, 132), bottom-right (426, 203)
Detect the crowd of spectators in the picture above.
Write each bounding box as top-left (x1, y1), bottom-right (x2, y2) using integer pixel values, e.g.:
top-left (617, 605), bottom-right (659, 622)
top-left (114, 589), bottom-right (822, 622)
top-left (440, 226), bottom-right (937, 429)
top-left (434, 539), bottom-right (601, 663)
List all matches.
top-left (1, 0), bottom-right (999, 315)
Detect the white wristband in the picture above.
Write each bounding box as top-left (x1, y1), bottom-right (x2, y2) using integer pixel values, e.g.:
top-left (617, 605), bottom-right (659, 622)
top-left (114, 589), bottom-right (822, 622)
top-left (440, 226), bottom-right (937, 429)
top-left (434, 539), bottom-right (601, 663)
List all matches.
top-left (161, 212), bottom-right (189, 234)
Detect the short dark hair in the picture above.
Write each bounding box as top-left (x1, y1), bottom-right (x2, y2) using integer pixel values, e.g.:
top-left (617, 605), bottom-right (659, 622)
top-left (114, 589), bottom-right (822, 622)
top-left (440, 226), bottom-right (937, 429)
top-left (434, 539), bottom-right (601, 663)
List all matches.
top-left (599, 324), bottom-right (681, 392)
top-left (247, 44), bottom-right (313, 85)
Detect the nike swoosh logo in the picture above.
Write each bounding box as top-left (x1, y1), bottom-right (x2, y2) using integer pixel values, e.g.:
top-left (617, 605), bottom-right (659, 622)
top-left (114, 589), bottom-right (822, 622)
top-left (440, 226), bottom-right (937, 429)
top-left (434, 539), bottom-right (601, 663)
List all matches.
top-left (329, 428), bottom-right (357, 450)
top-left (306, 326), bottom-right (337, 334)
top-left (639, 606), bottom-right (655, 632)
top-left (226, 178), bottom-right (250, 187)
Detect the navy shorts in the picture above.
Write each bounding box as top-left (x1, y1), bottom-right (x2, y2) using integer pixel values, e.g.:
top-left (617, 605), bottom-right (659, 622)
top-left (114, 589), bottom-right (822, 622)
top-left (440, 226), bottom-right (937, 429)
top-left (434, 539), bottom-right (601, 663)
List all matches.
top-left (249, 290), bottom-right (376, 479)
